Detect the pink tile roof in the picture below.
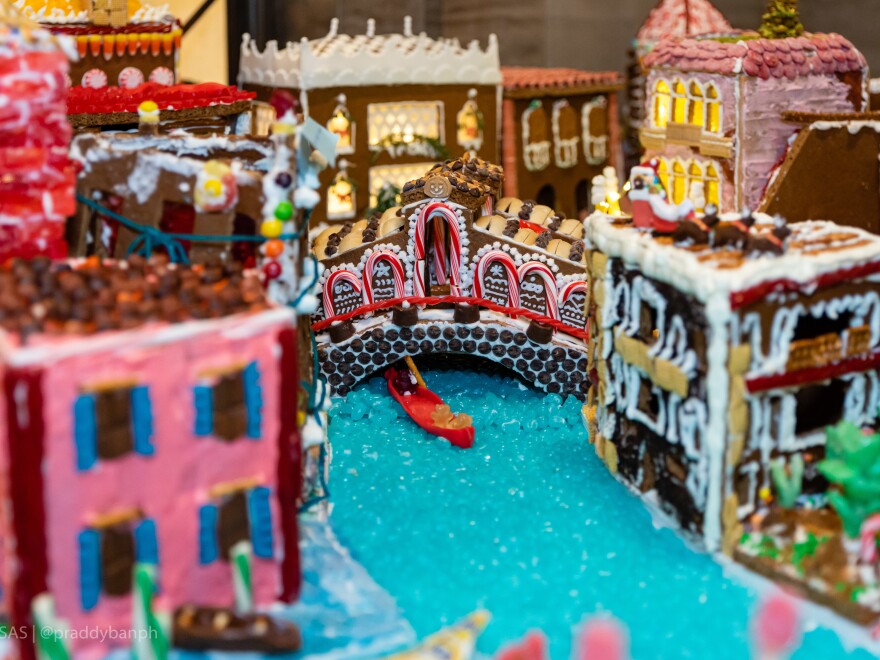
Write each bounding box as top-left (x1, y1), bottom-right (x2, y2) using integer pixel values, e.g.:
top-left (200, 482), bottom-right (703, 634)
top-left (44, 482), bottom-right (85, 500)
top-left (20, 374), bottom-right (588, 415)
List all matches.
top-left (501, 67), bottom-right (623, 92)
top-left (643, 32), bottom-right (867, 80)
top-left (636, 0), bottom-right (732, 44)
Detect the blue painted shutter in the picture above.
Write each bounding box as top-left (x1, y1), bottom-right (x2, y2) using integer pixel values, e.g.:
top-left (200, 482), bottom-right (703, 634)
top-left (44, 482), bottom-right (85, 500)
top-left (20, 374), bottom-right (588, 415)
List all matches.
top-left (134, 518), bottom-right (159, 565)
top-left (78, 529), bottom-right (102, 611)
top-left (130, 386), bottom-right (155, 456)
top-left (74, 394), bottom-right (97, 471)
top-left (193, 386), bottom-right (213, 436)
top-left (247, 487), bottom-right (274, 559)
top-left (198, 504), bottom-right (219, 564)
top-left (243, 362), bottom-right (262, 440)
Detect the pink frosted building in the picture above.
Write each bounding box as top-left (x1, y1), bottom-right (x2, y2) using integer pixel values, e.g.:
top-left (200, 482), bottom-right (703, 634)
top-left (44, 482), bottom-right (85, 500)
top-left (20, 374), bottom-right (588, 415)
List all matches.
top-left (0, 259), bottom-right (302, 659)
top-left (639, 32), bottom-right (868, 214)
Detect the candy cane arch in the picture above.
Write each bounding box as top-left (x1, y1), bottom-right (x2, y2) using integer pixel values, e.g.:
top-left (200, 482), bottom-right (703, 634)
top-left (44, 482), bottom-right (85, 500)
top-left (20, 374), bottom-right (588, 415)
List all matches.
top-left (432, 219), bottom-right (448, 286)
top-left (518, 262), bottom-right (559, 319)
top-left (363, 250), bottom-right (406, 304)
top-left (323, 270), bottom-right (363, 318)
top-left (558, 280), bottom-right (588, 330)
top-left (473, 250), bottom-right (519, 307)
top-left (413, 202), bottom-right (462, 296)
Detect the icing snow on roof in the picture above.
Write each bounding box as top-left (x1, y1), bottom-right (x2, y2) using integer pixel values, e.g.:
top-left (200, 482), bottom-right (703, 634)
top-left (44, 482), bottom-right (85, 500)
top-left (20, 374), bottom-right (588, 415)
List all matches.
top-left (13, 0), bottom-right (171, 25)
top-left (636, 0), bottom-right (732, 44)
top-left (586, 212), bottom-right (880, 307)
top-left (238, 16), bottom-right (501, 90)
top-left (501, 67), bottom-right (622, 93)
top-left (644, 32), bottom-right (867, 80)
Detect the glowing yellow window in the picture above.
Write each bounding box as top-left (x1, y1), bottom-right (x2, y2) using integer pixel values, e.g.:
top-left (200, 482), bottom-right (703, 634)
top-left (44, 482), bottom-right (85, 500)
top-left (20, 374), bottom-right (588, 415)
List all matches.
top-left (687, 162), bottom-right (705, 210)
top-left (689, 82), bottom-right (704, 128)
top-left (707, 85), bottom-right (721, 134)
top-left (657, 158), bottom-right (670, 195)
top-left (706, 164), bottom-right (721, 207)
top-left (672, 80), bottom-right (688, 125)
top-left (672, 160), bottom-right (687, 205)
top-left (654, 81), bottom-right (670, 128)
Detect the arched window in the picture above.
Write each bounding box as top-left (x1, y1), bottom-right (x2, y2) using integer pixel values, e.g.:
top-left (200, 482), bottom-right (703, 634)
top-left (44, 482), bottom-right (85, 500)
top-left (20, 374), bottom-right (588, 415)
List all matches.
top-left (657, 158), bottom-right (670, 196)
top-left (327, 94), bottom-right (354, 155)
top-left (688, 161), bottom-right (706, 212)
top-left (706, 164), bottom-right (721, 207)
top-left (522, 101), bottom-right (551, 172)
top-left (654, 80), bottom-right (670, 128)
top-left (457, 89), bottom-right (483, 152)
top-left (706, 84), bottom-right (721, 134)
top-left (582, 97), bottom-right (608, 165)
top-left (672, 160), bottom-right (687, 205)
top-left (688, 81), bottom-right (704, 128)
top-left (672, 80), bottom-right (688, 125)
top-left (552, 99), bottom-right (579, 168)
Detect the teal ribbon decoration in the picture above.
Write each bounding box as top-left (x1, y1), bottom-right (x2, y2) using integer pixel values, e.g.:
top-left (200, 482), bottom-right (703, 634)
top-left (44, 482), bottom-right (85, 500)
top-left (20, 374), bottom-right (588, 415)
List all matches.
top-left (76, 194), bottom-right (302, 264)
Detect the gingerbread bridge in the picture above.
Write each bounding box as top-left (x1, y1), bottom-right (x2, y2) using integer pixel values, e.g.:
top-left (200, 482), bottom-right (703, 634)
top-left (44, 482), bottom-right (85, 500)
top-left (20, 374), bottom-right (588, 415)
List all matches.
top-left (311, 173), bottom-right (590, 399)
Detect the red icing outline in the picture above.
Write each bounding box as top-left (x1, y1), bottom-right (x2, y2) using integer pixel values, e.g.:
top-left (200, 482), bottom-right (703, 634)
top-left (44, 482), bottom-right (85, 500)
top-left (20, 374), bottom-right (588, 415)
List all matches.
top-left (276, 328), bottom-right (302, 603)
top-left (730, 260), bottom-right (880, 310)
top-left (745, 351), bottom-right (880, 394)
top-left (4, 367), bottom-right (47, 660)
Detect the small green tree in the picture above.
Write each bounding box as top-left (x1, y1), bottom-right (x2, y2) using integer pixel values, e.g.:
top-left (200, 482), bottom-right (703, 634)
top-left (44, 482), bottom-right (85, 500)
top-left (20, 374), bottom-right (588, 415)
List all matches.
top-left (818, 422), bottom-right (880, 538)
top-left (758, 0), bottom-right (805, 39)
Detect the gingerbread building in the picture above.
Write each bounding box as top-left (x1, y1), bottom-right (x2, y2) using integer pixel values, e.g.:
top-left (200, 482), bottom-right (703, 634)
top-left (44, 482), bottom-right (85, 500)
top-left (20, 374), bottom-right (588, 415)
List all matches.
top-left (500, 67), bottom-right (623, 220)
top-left (639, 31), bottom-right (868, 215)
top-left (238, 17), bottom-right (501, 226)
top-left (15, 0), bottom-right (181, 89)
top-left (625, 0), bottom-right (732, 169)
top-left (585, 209), bottom-right (880, 556)
top-left (0, 259), bottom-right (303, 658)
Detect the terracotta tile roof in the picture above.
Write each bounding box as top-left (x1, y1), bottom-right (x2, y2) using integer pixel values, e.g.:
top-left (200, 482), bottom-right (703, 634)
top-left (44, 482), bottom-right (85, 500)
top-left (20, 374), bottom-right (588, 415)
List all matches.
top-left (501, 67), bottom-right (622, 93)
top-left (636, 0), bottom-right (732, 44)
top-left (644, 32), bottom-right (867, 80)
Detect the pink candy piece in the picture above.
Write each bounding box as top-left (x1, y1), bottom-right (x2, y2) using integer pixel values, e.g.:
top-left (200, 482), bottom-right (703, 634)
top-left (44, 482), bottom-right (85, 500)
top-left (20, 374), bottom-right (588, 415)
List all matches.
top-left (753, 593), bottom-right (800, 655)
top-left (496, 631), bottom-right (548, 660)
top-left (576, 617), bottom-right (629, 660)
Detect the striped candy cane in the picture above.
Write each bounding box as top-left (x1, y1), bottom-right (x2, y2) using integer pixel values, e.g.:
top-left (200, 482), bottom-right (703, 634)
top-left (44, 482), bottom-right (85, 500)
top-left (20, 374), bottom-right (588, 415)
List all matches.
top-left (518, 261), bottom-right (560, 320)
top-left (413, 202), bottom-right (462, 296)
top-left (473, 250), bottom-right (519, 307)
top-left (432, 219), bottom-right (448, 286)
top-left (323, 270), bottom-right (363, 318)
top-left (860, 513), bottom-right (880, 564)
top-left (363, 251), bottom-right (406, 303)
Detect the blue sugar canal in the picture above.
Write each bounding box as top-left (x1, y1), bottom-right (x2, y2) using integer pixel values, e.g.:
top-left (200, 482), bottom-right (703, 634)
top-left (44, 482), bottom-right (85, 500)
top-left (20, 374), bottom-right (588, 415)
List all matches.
top-left (326, 369), bottom-right (876, 659)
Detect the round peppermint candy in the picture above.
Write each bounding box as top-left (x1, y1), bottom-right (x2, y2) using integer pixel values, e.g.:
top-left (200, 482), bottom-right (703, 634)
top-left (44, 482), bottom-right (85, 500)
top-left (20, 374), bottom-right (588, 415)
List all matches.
top-left (118, 67), bottom-right (144, 89)
top-left (149, 67), bottom-right (175, 86)
top-left (81, 69), bottom-right (107, 89)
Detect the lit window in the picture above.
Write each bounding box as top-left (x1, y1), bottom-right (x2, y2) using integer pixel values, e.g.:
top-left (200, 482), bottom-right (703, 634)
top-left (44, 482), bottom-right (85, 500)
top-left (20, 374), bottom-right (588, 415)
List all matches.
top-left (688, 82), bottom-right (704, 128)
top-left (327, 168), bottom-right (357, 221)
top-left (688, 161), bottom-right (705, 212)
top-left (706, 164), bottom-right (720, 207)
top-left (707, 84), bottom-right (722, 134)
top-left (327, 93), bottom-right (354, 155)
top-left (657, 158), bottom-right (670, 195)
top-left (457, 89), bottom-right (483, 153)
top-left (522, 101), bottom-right (551, 172)
top-left (672, 160), bottom-right (687, 205)
top-left (654, 80), bottom-right (670, 128)
top-left (368, 162), bottom-right (435, 208)
top-left (552, 99), bottom-right (579, 169)
top-left (581, 97), bottom-right (608, 165)
top-left (672, 80), bottom-right (688, 125)
top-left (367, 102), bottom-right (444, 156)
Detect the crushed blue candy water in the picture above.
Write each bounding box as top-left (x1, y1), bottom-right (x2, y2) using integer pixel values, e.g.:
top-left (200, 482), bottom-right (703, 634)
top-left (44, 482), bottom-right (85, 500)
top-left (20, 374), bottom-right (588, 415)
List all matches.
top-left (328, 369), bottom-right (874, 659)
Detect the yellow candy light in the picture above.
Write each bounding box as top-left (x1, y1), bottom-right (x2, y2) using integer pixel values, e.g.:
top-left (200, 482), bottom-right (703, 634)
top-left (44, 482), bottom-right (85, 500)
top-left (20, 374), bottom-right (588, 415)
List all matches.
top-left (204, 179), bottom-right (223, 197)
top-left (261, 219), bottom-right (284, 239)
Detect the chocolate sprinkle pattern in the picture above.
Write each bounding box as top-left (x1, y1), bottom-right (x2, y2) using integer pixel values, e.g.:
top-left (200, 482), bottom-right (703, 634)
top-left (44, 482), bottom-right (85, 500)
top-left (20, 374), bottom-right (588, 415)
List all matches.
top-left (0, 255), bottom-right (269, 340)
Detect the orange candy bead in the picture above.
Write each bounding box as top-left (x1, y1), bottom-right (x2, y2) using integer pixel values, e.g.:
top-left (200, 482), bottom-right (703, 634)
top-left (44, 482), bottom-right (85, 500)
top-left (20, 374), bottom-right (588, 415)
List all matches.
top-left (264, 239), bottom-right (285, 258)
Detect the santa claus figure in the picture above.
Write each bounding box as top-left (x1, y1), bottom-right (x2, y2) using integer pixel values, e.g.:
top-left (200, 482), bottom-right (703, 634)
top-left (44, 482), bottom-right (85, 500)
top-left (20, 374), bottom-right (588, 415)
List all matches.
top-left (628, 159), bottom-right (695, 234)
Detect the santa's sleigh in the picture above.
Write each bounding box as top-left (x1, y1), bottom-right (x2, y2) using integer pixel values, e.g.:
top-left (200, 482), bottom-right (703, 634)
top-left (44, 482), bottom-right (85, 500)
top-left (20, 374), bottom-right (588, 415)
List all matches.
top-left (629, 165), bottom-right (695, 232)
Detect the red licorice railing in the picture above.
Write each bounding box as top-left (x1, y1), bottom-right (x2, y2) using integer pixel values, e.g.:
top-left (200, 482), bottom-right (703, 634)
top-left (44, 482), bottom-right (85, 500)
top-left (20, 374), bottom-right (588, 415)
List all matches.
top-left (311, 295), bottom-right (590, 343)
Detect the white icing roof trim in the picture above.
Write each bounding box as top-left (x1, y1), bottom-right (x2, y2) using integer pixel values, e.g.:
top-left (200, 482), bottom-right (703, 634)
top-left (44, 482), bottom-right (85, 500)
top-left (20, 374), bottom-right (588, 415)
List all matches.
top-left (239, 16), bottom-right (501, 90)
top-left (13, 0), bottom-right (173, 25)
top-left (585, 213), bottom-right (880, 305)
